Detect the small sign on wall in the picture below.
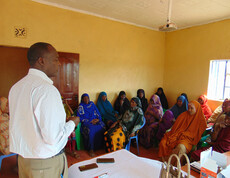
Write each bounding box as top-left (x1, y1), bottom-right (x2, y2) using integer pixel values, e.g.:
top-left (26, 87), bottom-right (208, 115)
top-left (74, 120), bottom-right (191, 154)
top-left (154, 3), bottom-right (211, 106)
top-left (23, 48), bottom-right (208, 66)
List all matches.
top-left (14, 27), bottom-right (27, 38)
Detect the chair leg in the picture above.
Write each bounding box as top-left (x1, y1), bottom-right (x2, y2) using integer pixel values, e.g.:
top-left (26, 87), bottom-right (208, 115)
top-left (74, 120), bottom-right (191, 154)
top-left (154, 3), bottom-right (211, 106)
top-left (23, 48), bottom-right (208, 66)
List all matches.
top-left (0, 157), bottom-right (3, 171)
top-left (136, 137), bottom-right (139, 155)
top-left (125, 140), bottom-right (131, 151)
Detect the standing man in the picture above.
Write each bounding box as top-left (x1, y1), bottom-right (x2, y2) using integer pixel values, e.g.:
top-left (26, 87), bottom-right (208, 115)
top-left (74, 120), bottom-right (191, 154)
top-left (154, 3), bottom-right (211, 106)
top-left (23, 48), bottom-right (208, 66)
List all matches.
top-left (9, 42), bottom-right (80, 178)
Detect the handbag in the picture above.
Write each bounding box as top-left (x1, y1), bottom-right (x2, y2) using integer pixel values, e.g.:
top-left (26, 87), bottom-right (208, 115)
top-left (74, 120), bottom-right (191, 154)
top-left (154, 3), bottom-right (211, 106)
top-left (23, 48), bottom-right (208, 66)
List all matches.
top-left (159, 153), bottom-right (190, 178)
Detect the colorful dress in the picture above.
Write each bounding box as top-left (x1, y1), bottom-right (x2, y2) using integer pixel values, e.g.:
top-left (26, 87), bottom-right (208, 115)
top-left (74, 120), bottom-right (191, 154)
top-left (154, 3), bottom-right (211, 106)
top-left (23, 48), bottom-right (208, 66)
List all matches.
top-left (104, 97), bottom-right (144, 152)
top-left (139, 94), bottom-right (163, 148)
top-left (158, 101), bottom-right (207, 158)
top-left (96, 92), bottom-right (117, 126)
top-left (198, 95), bottom-right (213, 120)
top-left (170, 95), bottom-right (188, 119)
top-left (156, 110), bottom-right (175, 141)
top-left (0, 97), bottom-right (10, 155)
top-left (76, 94), bottom-right (106, 151)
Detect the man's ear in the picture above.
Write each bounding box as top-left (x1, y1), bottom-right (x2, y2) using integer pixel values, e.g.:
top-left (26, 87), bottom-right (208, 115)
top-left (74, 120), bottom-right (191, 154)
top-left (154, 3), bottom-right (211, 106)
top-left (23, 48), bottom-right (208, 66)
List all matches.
top-left (37, 57), bottom-right (45, 66)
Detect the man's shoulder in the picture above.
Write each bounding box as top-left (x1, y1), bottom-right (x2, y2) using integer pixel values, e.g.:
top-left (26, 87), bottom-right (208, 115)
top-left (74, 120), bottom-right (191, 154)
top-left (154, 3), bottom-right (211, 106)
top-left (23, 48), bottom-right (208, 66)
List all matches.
top-left (10, 74), bottom-right (57, 95)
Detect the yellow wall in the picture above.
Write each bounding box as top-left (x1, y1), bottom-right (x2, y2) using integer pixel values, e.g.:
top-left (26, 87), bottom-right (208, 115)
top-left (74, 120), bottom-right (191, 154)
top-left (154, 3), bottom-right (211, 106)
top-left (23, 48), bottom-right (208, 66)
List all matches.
top-left (164, 20), bottom-right (230, 110)
top-left (0, 0), bottom-right (165, 103)
top-left (2, 0), bottom-right (229, 110)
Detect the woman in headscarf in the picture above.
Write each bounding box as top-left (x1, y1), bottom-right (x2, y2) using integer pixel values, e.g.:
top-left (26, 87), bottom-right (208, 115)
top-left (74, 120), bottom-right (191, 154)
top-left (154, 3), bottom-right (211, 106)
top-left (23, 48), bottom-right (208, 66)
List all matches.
top-left (139, 94), bottom-right (163, 148)
top-left (156, 110), bottom-right (175, 141)
top-left (104, 97), bottom-right (144, 152)
top-left (155, 87), bottom-right (169, 110)
top-left (76, 93), bottom-right (106, 157)
top-left (114, 91), bottom-right (130, 116)
top-left (96, 92), bottom-right (118, 128)
top-left (0, 97), bottom-right (10, 155)
top-left (137, 89), bottom-right (148, 113)
top-left (158, 101), bottom-right (207, 164)
top-left (170, 95), bottom-right (188, 119)
top-left (191, 111), bottom-right (230, 161)
top-left (198, 95), bottom-right (213, 120)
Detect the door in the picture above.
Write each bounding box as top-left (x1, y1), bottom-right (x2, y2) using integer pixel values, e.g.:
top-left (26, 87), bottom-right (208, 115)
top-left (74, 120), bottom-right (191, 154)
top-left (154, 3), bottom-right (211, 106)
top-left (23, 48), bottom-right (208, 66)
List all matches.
top-left (52, 52), bottom-right (79, 111)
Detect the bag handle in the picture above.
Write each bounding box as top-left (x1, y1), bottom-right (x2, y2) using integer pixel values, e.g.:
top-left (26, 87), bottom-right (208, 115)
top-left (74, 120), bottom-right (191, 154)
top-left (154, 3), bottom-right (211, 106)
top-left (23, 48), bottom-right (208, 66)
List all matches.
top-left (167, 154), bottom-right (181, 178)
top-left (179, 153), bottom-right (190, 177)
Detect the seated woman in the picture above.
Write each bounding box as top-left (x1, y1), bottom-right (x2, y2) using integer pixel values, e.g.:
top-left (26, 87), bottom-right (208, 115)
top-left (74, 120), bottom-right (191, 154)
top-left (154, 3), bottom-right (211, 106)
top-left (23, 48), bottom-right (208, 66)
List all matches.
top-left (156, 110), bottom-right (175, 141)
top-left (137, 89), bottom-right (148, 113)
top-left (158, 101), bottom-right (206, 164)
top-left (155, 87), bottom-right (169, 110)
top-left (198, 95), bottom-right (213, 120)
top-left (114, 91), bottom-right (130, 116)
top-left (170, 95), bottom-right (188, 119)
top-left (207, 99), bottom-right (230, 124)
top-left (191, 112), bottom-right (230, 161)
top-left (139, 94), bottom-right (163, 148)
top-left (76, 93), bottom-right (106, 157)
top-left (0, 97), bottom-right (10, 155)
top-left (104, 97), bottom-right (144, 152)
top-left (96, 92), bottom-right (118, 127)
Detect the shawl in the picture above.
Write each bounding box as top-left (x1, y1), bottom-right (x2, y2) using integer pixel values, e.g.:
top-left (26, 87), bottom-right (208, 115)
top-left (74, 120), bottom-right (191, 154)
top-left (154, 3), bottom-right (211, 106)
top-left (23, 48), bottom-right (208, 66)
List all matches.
top-left (96, 92), bottom-right (117, 122)
top-left (159, 101), bottom-right (207, 157)
top-left (155, 87), bottom-right (169, 109)
top-left (145, 94), bottom-right (163, 119)
top-left (76, 93), bottom-right (102, 124)
top-left (137, 89), bottom-right (148, 113)
top-left (198, 95), bottom-right (212, 120)
top-left (121, 97), bottom-right (144, 135)
top-left (114, 91), bottom-right (130, 115)
top-left (170, 95), bottom-right (188, 119)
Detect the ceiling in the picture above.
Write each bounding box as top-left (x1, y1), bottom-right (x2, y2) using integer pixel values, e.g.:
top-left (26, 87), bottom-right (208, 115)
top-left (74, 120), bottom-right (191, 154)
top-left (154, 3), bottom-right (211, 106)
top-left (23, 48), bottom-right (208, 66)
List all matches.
top-left (32, 0), bottom-right (230, 31)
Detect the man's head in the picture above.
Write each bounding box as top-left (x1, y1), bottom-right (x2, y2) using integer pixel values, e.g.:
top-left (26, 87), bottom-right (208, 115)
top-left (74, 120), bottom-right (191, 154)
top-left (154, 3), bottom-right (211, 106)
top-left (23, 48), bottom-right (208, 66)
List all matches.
top-left (27, 42), bottom-right (60, 77)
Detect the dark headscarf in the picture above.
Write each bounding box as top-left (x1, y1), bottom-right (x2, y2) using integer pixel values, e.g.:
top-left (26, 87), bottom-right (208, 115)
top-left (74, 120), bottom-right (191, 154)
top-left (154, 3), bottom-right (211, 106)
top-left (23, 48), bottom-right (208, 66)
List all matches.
top-left (155, 87), bottom-right (169, 109)
top-left (137, 89), bottom-right (148, 113)
top-left (80, 93), bottom-right (89, 103)
top-left (114, 91), bottom-right (130, 115)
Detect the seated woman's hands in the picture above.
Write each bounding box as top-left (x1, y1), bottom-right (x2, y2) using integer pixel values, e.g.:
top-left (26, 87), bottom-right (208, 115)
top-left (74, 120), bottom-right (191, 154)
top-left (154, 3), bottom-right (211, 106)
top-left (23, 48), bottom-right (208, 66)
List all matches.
top-left (91, 119), bottom-right (99, 125)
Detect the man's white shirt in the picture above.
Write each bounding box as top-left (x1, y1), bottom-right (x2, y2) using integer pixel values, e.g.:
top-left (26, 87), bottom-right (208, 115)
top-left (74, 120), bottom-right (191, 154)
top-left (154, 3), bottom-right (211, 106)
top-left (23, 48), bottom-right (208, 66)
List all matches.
top-left (9, 68), bottom-right (75, 159)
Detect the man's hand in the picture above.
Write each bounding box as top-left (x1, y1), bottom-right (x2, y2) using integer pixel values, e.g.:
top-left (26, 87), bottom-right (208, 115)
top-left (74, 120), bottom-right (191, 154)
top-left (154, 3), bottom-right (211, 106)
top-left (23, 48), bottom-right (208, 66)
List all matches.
top-left (69, 116), bottom-right (80, 126)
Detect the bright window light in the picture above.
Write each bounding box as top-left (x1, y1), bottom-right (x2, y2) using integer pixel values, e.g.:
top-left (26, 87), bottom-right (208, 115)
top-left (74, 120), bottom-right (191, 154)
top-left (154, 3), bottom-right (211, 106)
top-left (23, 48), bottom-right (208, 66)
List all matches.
top-left (207, 60), bottom-right (230, 100)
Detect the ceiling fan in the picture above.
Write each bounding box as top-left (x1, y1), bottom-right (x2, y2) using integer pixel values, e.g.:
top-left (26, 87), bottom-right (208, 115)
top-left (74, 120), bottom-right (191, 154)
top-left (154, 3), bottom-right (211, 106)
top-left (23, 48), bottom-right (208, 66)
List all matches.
top-left (159, 0), bottom-right (177, 32)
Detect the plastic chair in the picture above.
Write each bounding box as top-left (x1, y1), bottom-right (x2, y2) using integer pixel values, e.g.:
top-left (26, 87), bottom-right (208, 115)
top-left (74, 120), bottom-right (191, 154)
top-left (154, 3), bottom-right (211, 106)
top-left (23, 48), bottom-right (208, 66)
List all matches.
top-left (0, 153), bottom-right (17, 171)
top-left (125, 117), bottom-right (146, 155)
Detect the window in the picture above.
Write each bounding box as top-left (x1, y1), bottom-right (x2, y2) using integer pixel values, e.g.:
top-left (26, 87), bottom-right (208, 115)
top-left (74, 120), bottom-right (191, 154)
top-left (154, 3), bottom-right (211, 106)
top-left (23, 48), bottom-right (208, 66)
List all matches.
top-left (207, 60), bottom-right (230, 100)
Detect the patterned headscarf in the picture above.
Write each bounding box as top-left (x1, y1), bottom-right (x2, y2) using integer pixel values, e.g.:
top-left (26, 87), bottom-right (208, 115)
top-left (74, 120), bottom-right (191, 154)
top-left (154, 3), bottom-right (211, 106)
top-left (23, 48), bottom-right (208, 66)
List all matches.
top-left (131, 97), bottom-right (142, 108)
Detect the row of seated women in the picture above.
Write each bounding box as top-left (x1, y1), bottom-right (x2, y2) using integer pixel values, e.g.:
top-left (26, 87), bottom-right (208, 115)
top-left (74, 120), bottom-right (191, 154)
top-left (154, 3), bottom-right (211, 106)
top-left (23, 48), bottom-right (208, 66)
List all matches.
top-left (74, 92), bottom-right (144, 156)
top-left (69, 88), bottom-right (213, 157)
